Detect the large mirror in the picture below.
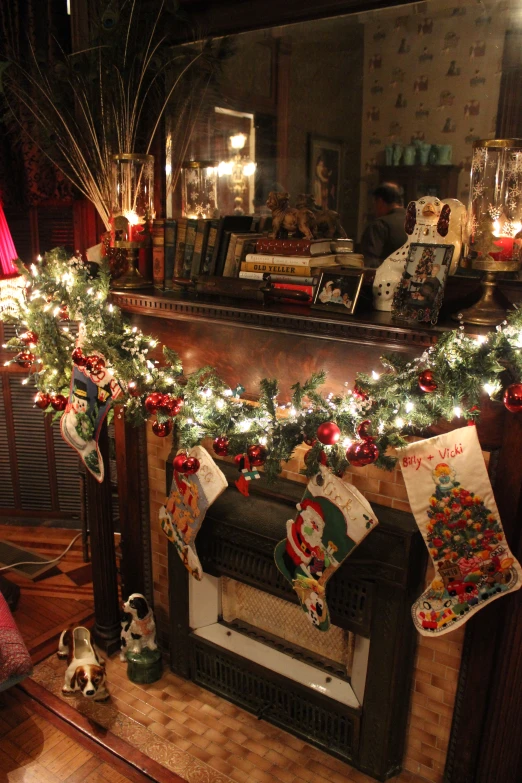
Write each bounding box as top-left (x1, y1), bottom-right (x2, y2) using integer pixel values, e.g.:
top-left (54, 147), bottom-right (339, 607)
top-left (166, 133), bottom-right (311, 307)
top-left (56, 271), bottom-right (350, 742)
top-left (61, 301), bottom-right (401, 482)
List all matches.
top-left (166, 0), bottom-right (522, 269)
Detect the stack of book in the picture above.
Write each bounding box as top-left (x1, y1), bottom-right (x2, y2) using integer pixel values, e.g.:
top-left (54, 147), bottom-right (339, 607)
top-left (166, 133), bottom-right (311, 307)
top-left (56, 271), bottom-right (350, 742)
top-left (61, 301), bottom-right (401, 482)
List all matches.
top-left (153, 214), bottom-right (273, 289)
top-left (238, 237), bottom-right (360, 297)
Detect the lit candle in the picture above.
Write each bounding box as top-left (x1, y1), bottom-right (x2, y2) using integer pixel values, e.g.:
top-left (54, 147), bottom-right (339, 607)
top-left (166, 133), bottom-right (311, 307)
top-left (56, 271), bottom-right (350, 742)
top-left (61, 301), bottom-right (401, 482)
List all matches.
top-left (490, 235), bottom-right (515, 262)
top-left (123, 210), bottom-right (140, 242)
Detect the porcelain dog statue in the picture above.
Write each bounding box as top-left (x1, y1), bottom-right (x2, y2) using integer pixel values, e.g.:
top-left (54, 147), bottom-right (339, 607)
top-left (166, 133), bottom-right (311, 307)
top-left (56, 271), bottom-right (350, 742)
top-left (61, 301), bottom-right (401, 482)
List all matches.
top-left (120, 593), bottom-right (157, 661)
top-left (373, 195), bottom-right (466, 311)
top-left (57, 626), bottom-right (108, 701)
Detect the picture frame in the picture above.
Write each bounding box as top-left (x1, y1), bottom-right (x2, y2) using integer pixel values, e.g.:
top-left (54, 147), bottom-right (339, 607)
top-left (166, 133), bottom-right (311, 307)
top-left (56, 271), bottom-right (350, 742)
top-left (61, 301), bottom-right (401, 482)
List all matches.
top-left (308, 135), bottom-right (343, 213)
top-left (311, 270), bottom-right (364, 315)
top-left (392, 242), bottom-right (454, 325)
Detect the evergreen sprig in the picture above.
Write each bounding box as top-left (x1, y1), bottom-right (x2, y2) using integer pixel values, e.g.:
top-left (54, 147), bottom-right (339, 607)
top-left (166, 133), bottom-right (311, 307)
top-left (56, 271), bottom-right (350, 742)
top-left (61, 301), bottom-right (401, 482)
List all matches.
top-left (3, 248), bottom-right (522, 481)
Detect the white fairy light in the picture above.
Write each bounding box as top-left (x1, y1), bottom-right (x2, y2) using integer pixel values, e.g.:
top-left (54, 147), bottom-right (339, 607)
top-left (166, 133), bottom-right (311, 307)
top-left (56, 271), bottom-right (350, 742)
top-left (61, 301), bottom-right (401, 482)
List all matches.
top-left (53, 306), bottom-right (60, 317)
top-left (146, 360), bottom-right (155, 369)
top-left (259, 436), bottom-right (267, 446)
top-left (289, 407), bottom-right (297, 417)
top-left (145, 374), bottom-right (152, 382)
top-left (108, 304), bottom-right (114, 313)
top-left (132, 327), bottom-right (138, 333)
top-left (405, 401), bottom-right (415, 413)
top-left (97, 291), bottom-right (104, 300)
top-left (378, 421), bottom-right (385, 434)
top-left (342, 437), bottom-right (353, 448)
top-left (476, 335), bottom-right (487, 345)
top-left (372, 371), bottom-right (380, 380)
top-left (223, 388), bottom-right (233, 396)
top-left (239, 419), bottom-right (252, 432)
top-left (216, 398), bottom-right (225, 410)
top-left (395, 417), bottom-right (405, 428)
top-left (87, 287), bottom-right (93, 295)
top-left (454, 406), bottom-right (462, 418)
top-left (483, 383), bottom-right (497, 396)
top-left (187, 418), bottom-right (194, 424)
top-left (62, 327), bottom-right (69, 333)
top-left (149, 339), bottom-right (158, 348)
top-left (21, 378), bottom-right (28, 385)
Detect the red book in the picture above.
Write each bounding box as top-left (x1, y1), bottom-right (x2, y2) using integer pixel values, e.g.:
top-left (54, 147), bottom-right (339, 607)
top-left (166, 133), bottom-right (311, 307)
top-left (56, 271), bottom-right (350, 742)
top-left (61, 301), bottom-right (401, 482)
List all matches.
top-left (152, 219), bottom-right (165, 289)
top-left (273, 282), bottom-right (313, 301)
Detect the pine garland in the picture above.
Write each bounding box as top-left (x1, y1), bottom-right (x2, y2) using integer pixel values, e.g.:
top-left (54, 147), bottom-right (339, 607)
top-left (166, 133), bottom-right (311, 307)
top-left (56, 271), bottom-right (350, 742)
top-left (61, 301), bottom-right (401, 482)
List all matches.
top-left (3, 249), bottom-right (522, 479)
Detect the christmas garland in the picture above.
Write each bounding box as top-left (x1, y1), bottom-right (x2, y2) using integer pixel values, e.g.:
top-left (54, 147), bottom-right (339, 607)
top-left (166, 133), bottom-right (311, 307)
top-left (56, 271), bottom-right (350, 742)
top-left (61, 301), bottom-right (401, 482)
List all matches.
top-left (3, 249), bottom-right (522, 481)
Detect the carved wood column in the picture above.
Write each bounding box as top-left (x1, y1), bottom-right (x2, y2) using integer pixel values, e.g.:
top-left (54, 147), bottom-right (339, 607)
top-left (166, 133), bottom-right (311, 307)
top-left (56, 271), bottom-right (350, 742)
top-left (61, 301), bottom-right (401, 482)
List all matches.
top-left (85, 421), bottom-right (121, 655)
top-left (113, 407), bottom-right (152, 603)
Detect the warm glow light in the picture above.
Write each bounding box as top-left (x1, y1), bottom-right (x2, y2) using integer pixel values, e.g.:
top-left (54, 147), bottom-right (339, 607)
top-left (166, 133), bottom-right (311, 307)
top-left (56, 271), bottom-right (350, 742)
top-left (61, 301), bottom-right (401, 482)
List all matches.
top-left (217, 161), bottom-right (233, 177)
top-left (454, 406), bottom-right (462, 418)
top-left (372, 371), bottom-right (380, 380)
top-left (242, 161), bottom-right (257, 177)
top-left (123, 210), bottom-right (140, 226)
top-left (230, 133), bottom-right (246, 150)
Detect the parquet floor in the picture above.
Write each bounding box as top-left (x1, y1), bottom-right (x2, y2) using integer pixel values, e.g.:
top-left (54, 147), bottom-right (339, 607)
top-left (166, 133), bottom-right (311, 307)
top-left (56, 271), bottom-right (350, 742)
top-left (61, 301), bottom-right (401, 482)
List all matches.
top-left (0, 524), bottom-right (96, 659)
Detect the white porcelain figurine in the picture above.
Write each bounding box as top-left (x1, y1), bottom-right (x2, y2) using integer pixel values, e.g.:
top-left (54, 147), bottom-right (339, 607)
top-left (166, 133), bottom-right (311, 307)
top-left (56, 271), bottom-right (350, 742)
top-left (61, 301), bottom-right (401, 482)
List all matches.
top-left (57, 626), bottom-right (109, 701)
top-left (373, 195), bottom-right (467, 311)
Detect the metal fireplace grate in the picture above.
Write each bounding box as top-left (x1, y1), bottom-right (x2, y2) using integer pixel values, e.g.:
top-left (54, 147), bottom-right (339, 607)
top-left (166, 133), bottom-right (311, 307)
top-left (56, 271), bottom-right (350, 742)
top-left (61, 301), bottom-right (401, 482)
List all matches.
top-left (190, 637), bottom-right (359, 760)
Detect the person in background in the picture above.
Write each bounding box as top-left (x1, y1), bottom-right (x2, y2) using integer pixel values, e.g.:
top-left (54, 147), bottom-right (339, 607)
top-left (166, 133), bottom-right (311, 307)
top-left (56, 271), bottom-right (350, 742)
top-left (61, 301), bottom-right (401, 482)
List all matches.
top-left (360, 183), bottom-right (407, 268)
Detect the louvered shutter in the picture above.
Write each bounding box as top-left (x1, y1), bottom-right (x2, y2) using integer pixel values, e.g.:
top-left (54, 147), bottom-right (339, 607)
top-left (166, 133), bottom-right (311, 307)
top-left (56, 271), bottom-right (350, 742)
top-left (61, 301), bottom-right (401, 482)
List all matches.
top-left (53, 425), bottom-right (81, 517)
top-left (38, 205), bottom-right (75, 255)
top-left (0, 375), bottom-right (15, 507)
top-left (2, 209), bottom-right (33, 264)
top-left (9, 376), bottom-right (53, 510)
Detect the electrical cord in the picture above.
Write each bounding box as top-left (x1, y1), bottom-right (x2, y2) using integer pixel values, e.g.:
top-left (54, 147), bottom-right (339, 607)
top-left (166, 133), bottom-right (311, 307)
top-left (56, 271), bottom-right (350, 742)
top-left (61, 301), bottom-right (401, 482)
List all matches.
top-left (0, 532), bottom-right (83, 572)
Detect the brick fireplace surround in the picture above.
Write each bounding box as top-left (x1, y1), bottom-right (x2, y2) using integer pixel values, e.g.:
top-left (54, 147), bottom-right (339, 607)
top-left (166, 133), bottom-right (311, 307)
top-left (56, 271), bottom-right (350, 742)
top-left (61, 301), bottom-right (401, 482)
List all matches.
top-left (147, 430), bottom-right (464, 783)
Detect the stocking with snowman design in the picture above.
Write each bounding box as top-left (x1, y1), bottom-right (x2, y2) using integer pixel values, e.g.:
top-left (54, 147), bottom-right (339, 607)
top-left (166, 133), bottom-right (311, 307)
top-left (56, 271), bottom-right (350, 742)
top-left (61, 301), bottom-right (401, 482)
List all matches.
top-left (400, 425), bottom-right (522, 636)
top-left (274, 467), bottom-right (378, 631)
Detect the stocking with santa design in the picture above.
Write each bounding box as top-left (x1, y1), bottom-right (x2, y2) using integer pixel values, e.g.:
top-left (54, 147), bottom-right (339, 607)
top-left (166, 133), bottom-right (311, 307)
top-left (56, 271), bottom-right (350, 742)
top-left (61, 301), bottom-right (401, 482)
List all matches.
top-left (159, 446), bottom-right (227, 580)
top-left (400, 425), bottom-right (522, 636)
top-left (274, 467), bottom-right (378, 631)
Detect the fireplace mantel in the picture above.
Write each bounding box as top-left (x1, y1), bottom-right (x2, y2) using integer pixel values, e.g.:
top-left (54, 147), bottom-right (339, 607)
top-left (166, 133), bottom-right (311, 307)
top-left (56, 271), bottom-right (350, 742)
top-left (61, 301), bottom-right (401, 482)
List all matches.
top-left (113, 290), bottom-right (522, 783)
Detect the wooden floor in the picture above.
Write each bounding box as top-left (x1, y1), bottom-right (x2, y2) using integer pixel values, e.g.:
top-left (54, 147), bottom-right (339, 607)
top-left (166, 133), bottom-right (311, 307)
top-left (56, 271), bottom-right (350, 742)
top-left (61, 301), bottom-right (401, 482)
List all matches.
top-left (0, 524), bottom-right (96, 661)
top-left (0, 688), bottom-right (155, 782)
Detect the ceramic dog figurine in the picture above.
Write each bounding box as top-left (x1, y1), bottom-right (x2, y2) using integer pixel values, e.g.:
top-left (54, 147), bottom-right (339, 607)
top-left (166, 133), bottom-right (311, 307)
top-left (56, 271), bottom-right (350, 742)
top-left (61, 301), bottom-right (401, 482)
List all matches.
top-left (120, 593), bottom-right (157, 661)
top-left (373, 195), bottom-right (466, 311)
top-left (57, 626), bottom-right (108, 701)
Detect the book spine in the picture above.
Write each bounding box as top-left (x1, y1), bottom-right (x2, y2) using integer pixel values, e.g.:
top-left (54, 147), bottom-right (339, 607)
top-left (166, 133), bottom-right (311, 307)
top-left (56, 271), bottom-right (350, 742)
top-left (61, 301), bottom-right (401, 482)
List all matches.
top-left (272, 282), bottom-right (314, 297)
top-left (181, 219), bottom-right (198, 278)
top-left (164, 219), bottom-right (176, 289)
top-left (173, 218), bottom-right (188, 280)
top-left (201, 221), bottom-right (219, 275)
top-left (244, 253), bottom-right (314, 267)
top-left (222, 234), bottom-right (240, 277)
top-left (152, 219), bottom-right (165, 289)
top-left (191, 220), bottom-right (208, 277)
top-left (241, 261), bottom-right (311, 276)
top-left (256, 238), bottom-right (312, 256)
top-left (239, 271), bottom-right (317, 284)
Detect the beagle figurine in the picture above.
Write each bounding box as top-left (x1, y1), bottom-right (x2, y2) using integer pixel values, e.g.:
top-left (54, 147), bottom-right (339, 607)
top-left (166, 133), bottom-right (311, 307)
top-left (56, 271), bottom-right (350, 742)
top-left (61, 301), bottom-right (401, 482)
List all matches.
top-left (57, 626), bottom-right (109, 701)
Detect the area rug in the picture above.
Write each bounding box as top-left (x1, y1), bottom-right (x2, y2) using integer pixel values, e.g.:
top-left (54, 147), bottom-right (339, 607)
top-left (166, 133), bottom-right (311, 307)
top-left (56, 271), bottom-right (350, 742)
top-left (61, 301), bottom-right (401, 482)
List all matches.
top-left (29, 653), bottom-right (417, 783)
top-left (0, 540), bottom-right (58, 579)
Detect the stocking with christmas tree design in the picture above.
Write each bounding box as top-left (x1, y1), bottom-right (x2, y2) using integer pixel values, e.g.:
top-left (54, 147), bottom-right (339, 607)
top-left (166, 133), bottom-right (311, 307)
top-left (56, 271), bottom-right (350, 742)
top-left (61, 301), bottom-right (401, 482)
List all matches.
top-left (274, 466), bottom-right (378, 631)
top-left (159, 446), bottom-right (228, 580)
top-left (400, 425), bottom-right (522, 636)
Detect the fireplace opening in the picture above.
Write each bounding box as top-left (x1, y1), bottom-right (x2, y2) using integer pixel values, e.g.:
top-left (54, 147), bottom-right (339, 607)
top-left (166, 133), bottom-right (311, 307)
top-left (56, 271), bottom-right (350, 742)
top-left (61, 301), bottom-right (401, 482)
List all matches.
top-left (168, 467), bottom-right (427, 781)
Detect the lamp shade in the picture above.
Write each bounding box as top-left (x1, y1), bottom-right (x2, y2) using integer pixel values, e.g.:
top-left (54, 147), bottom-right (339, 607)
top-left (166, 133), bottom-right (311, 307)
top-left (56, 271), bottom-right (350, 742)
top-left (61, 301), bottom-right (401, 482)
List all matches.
top-left (0, 201), bottom-right (18, 278)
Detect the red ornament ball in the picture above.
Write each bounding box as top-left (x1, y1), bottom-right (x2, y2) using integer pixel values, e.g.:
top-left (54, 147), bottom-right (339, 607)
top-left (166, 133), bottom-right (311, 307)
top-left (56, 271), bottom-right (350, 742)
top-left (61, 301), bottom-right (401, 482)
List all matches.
top-left (247, 444), bottom-right (267, 466)
top-left (144, 392), bottom-right (165, 415)
top-left (161, 395), bottom-right (183, 416)
top-left (50, 394), bottom-right (67, 412)
top-left (15, 351), bottom-right (35, 369)
top-left (356, 419), bottom-right (373, 439)
top-left (20, 330), bottom-right (38, 346)
top-left (346, 439), bottom-right (379, 467)
top-left (71, 347), bottom-right (87, 367)
top-left (58, 305), bottom-right (69, 321)
top-left (152, 419), bottom-right (172, 438)
top-left (173, 452), bottom-right (188, 472)
top-left (304, 448), bottom-right (328, 467)
top-left (213, 436), bottom-right (229, 456)
top-left (418, 370), bottom-right (438, 393)
top-left (127, 381), bottom-right (141, 397)
top-left (316, 421), bottom-right (341, 446)
top-left (504, 383), bottom-right (522, 413)
top-left (34, 391), bottom-right (51, 410)
top-left (183, 456), bottom-right (200, 475)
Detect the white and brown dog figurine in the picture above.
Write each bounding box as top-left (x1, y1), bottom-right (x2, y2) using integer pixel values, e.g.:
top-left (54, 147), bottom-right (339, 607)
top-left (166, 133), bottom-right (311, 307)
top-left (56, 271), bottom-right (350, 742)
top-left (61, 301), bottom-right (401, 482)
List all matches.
top-left (120, 593), bottom-right (157, 661)
top-left (57, 626), bottom-right (108, 701)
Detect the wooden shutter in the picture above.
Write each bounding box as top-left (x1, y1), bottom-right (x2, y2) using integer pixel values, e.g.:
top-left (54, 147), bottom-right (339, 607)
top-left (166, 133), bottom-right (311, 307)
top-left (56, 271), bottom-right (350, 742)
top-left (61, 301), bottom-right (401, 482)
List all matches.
top-left (37, 204), bottom-right (75, 255)
top-left (52, 425), bottom-right (81, 517)
top-left (0, 375), bottom-right (15, 507)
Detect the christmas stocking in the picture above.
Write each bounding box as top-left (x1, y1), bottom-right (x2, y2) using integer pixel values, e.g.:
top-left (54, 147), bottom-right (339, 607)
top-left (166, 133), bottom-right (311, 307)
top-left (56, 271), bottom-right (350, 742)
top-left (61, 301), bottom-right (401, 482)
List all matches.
top-left (274, 466), bottom-right (378, 631)
top-left (60, 361), bottom-right (122, 482)
top-left (159, 446), bottom-right (228, 580)
top-left (400, 425), bottom-right (522, 636)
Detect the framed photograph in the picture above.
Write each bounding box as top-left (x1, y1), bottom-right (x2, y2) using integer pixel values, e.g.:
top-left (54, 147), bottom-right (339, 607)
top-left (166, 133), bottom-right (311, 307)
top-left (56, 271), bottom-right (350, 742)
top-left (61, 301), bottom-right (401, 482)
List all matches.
top-left (308, 135), bottom-right (343, 213)
top-left (392, 243), bottom-right (454, 325)
top-left (312, 270), bottom-right (364, 315)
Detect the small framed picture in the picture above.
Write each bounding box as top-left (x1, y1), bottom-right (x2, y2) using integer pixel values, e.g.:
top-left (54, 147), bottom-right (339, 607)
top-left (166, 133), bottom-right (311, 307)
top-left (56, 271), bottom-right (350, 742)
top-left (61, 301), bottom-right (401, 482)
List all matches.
top-left (312, 270), bottom-right (364, 315)
top-left (392, 243), bottom-right (454, 325)
top-left (308, 135), bottom-right (343, 213)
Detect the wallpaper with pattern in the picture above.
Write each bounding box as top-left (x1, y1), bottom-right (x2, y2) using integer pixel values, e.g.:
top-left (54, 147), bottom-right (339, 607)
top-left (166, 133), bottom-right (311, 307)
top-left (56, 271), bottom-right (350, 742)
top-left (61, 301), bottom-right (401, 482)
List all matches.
top-left (359, 0), bottom-right (517, 232)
